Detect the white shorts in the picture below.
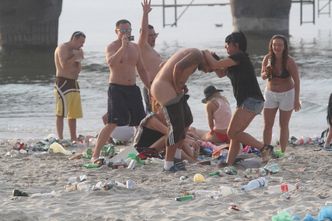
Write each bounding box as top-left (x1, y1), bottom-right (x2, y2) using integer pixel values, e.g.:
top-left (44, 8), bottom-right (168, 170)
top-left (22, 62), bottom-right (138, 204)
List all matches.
top-left (264, 88), bottom-right (295, 111)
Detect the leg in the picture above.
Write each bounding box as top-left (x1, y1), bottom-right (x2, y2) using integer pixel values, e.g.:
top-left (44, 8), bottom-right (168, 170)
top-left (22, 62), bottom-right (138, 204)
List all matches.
top-left (68, 118), bottom-right (77, 141)
top-left (165, 140), bottom-right (183, 162)
top-left (92, 123), bottom-right (117, 160)
top-left (56, 116), bottom-right (64, 140)
top-left (279, 109), bottom-right (293, 152)
top-left (263, 108), bottom-right (278, 146)
top-left (181, 140), bottom-right (195, 161)
top-left (226, 108), bottom-right (263, 165)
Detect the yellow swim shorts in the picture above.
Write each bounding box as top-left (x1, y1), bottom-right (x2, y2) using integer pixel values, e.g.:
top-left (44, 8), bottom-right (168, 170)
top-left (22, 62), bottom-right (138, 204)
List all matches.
top-left (54, 77), bottom-right (83, 119)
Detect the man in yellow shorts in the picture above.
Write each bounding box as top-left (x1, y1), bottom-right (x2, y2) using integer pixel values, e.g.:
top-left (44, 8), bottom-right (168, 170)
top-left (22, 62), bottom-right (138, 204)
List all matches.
top-left (54, 31), bottom-right (86, 141)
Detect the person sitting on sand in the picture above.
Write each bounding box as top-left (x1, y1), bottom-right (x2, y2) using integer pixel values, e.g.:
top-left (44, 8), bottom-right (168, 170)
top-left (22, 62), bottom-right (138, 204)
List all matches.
top-left (133, 96), bottom-right (199, 163)
top-left (324, 93), bottom-right (332, 150)
top-left (189, 85), bottom-right (231, 144)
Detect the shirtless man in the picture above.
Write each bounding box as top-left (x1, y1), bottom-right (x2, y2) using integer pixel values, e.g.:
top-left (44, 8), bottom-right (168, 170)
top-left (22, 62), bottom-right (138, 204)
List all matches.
top-left (91, 19), bottom-right (149, 162)
top-left (54, 31), bottom-right (86, 141)
top-left (150, 48), bottom-right (217, 172)
top-left (138, 0), bottom-right (163, 112)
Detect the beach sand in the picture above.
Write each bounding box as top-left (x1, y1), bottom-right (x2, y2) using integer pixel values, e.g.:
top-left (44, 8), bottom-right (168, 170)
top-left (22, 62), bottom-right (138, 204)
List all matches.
top-left (0, 141), bottom-right (331, 221)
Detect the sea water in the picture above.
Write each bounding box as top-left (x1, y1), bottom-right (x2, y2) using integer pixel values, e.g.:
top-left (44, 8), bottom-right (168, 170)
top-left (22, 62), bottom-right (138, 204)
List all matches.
top-left (0, 0), bottom-right (331, 141)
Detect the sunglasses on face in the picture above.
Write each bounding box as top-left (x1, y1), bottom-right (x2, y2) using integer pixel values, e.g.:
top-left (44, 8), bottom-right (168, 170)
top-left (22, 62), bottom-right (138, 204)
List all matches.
top-left (148, 33), bottom-right (159, 37)
top-left (116, 28), bottom-right (132, 33)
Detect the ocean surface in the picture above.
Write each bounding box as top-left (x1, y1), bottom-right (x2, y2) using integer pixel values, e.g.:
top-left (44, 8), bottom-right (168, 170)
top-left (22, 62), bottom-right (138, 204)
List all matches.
top-left (0, 0), bottom-right (331, 142)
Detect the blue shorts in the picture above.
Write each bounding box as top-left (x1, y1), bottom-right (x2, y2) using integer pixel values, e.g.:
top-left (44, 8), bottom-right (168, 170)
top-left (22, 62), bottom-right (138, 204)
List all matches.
top-left (239, 97), bottom-right (264, 114)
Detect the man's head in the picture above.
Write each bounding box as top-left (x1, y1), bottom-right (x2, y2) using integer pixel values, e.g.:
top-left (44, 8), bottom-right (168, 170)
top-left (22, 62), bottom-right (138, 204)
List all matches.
top-left (70, 31), bottom-right (86, 49)
top-left (115, 19), bottom-right (132, 40)
top-left (147, 24), bottom-right (159, 47)
top-left (198, 51), bottom-right (220, 73)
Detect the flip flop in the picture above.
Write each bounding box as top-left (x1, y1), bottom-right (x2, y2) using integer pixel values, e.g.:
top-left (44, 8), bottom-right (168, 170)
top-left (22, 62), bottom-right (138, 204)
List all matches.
top-left (91, 157), bottom-right (105, 166)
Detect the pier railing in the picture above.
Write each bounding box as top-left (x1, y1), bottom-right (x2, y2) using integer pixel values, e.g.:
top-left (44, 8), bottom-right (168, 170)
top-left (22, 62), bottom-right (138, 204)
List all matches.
top-left (152, 0), bottom-right (331, 27)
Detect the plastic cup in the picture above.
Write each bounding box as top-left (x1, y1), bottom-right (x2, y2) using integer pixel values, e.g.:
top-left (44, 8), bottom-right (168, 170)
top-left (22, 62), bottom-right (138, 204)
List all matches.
top-left (193, 173), bottom-right (205, 183)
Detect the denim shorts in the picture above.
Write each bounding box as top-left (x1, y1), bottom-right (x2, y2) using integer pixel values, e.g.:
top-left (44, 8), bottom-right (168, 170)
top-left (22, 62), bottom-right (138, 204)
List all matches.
top-left (239, 97), bottom-right (264, 114)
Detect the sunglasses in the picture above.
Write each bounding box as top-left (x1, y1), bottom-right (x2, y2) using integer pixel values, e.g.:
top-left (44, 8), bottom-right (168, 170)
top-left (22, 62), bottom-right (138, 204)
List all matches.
top-left (149, 33), bottom-right (159, 37)
top-left (116, 28), bottom-right (132, 33)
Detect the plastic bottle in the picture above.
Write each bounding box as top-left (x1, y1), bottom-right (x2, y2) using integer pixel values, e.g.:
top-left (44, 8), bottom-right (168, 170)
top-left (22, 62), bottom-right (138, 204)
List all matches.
top-left (208, 170), bottom-right (223, 177)
top-left (192, 190), bottom-right (222, 199)
top-left (241, 177), bottom-right (268, 191)
top-left (76, 182), bottom-right (91, 192)
top-left (30, 191), bottom-right (59, 198)
top-left (219, 185), bottom-right (238, 196)
top-left (175, 194), bottom-right (195, 201)
top-left (127, 159), bottom-right (136, 169)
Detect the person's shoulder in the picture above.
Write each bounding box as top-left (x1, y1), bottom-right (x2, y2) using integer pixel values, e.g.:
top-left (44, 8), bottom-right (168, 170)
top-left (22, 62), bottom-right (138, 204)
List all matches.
top-left (57, 42), bottom-right (68, 50)
top-left (286, 56), bottom-right (297, 66)
top-left (263, 54), bottom-right (270, 60)
top-left (56, 43), bottom-right (69, 55)
top-left (106, 41), bottom-right (120, 51)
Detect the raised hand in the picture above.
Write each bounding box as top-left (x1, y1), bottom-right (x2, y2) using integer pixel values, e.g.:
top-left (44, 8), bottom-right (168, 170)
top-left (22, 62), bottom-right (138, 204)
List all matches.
top-left (141, 0), bottom-right (152, 14)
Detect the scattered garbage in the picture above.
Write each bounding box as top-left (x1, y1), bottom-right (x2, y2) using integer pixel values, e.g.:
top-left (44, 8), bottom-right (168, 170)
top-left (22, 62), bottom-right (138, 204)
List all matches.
top-left (243, 168), bottom-right (267, 179)
top-left (241, 177), bottom-right (268, 191)
top-left (49, 142), bottom-right (73, 155)
top-left (175, 194), bottom-right (195, 202)
top-left (12, 189), bottom-right (29, 197)
top-left (264, 162), bottom-right (280, 174)
top-left (271, 206), bottom-right (332, 221)
top-left (193, 173), bottom-right (205, 183)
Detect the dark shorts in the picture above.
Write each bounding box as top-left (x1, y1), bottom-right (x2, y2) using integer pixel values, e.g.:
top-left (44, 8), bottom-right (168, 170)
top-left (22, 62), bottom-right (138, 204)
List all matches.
top-left (163, 94), bottom-right (193, 145)
top-left (107, 83), bottom-right (146, 126)
top-left (134, 126), bottom-right (163, 147)
top-left (142, 87), bottom-right (152, 113)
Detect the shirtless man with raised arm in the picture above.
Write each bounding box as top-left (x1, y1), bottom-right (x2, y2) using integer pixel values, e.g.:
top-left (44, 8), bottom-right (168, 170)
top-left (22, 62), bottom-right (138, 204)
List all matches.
top-left (150, 48), bottom-right (217, 172)
top-left (54, 31), bottom-right (86, 141)
top-left (91, 19), bottom-right (149, 162)
top-left (138, 0), bottom-right (163, 112)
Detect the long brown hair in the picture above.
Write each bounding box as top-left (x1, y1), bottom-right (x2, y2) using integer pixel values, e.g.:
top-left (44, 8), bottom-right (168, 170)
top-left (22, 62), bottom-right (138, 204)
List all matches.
top-left (268, 35), bottom-right (288, 70)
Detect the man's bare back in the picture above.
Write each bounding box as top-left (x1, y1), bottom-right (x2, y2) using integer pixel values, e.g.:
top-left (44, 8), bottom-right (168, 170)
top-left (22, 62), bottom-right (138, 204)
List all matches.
top-left (151, 48), bottom-right (206, 105)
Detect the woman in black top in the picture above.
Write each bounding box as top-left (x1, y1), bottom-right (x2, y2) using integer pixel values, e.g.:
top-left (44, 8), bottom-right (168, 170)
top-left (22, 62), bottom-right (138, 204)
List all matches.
top-left (204, 31), bottom-right (273, 166)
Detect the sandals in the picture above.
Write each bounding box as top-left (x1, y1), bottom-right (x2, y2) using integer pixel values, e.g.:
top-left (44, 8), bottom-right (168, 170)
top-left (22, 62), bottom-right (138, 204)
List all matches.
top-left (90, 157), bottom-right (105, 166)
top-left (261, 144), bottom-right (274, 163)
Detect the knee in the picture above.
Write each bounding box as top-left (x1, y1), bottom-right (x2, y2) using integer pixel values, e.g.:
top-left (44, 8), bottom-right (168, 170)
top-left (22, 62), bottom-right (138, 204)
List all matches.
top-left (227, 129), bottom-right (238, 140)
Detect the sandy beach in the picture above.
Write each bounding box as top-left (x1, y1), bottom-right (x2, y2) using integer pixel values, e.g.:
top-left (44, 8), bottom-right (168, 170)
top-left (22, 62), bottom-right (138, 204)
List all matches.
top-left (0, 139), bottom-right (331, 221)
